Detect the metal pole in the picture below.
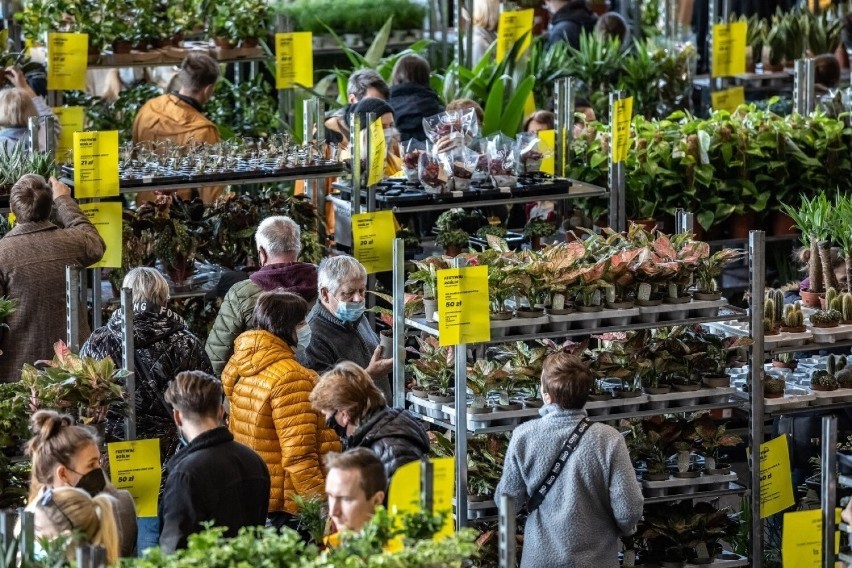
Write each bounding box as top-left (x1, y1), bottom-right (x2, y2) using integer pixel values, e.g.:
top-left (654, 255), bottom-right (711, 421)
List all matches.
top-left (17, 508), bottom-right (33, 561)
top-left (92, 269), bottom-right (102, 329)
top-left (805, 58), bottom-right (816, 114)
top-left (0, 510), bottom-right (15, 554)
top-left (392, 238), bottom-right (405, 409)
top-left (43, 115), bottom-right (56, 156)
top-left (440, 0), bottom-right (450, 69)
top-left (28, 115), bottom-right (39, 152)
top-left (822, 415), bottom-right (838, 568)
top-left (76, 545), bottom-right (91, 568)
top-left (66, 265), bottom-right (80, 351)
top-left (452, 255), bottom-right (468, 529)
top-left (349, 113), bottom-right (362, 216)
top-left (121, 287), bottom-right (136, 441)
top-left (498, 494), bottom-right (517, 568)
top-left (364, 112), bottom-right (377, 326)
top-left (554, 78), bottom-right (576, 179)
top-left (275, 14), bottom-right (291, 134)
top-left (420, 458), bottom-right (434, 514)
top-left (314, 100), bottom-right (327, 245)
top-left (794, 59), bottom-right (807, 115)
top-left (608, 92), bottom-right (626, 232)
top-left (749, 230), bottom-right (766, 565)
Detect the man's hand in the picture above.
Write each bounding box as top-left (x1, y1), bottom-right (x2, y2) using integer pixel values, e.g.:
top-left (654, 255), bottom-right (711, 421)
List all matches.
top-left (49, 176), bottom-right (71, 200)
top-left (364, 345), bottom-right (392, 378)
top-left (5, 67), bottom-right (36, 98)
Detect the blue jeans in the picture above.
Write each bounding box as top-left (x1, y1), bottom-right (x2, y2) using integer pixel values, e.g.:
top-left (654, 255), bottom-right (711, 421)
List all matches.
top-left (137, 516), bottom-right (160, 556)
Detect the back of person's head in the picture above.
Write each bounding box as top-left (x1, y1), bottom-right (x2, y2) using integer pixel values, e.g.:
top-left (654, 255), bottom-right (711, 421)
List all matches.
top-left (34, 486), bottom-right (119, 565)
top-left (390, 54), bottom-right (431, 87)
top-left (178, 52), bottom-right (220, 93)
top-left (255, 215), bottom-right (301, 257)
top-left (324, 447), bottom-right (387, 498)
top-left (0, 87), bottom-right (37, 128)
top-left (347, 69), bottom-right (390, 102)
top-left (595, 12), bottom-right (628, 44)
top-left (311, 361), bottom-right (386, 421)
top-left (814, 54), bottom-right (841, 88)
top-left (164, 370), bottom-right (224, 420)
top-left (445, 98), bottom-right (484, 126)
top-left (123, 266), bottom-right (169, 306)
top-left (317, 255), bottom-right (367, 295)
top-left (473, 0), bottom-right (500, 32)
top-left (540, 350), bottom-right (593, 409)
top-left (26, 410), bottom-right (98, 499)
top-left (10, 173), bottom-right (52, 223)
top-left (350, 97), bottom-right (395, 130)
top-left (523, 110), bottom-right (555, 132)
top-left (252, 290), bottom-right (308, 346)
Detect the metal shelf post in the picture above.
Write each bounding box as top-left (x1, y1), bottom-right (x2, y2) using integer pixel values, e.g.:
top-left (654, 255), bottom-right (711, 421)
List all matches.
top-left (749, 230), bottom-right (765, 565)
top-left (121, 288), bottom-right (136, 441)
top-left (822, 415), bottom-right (837, 568)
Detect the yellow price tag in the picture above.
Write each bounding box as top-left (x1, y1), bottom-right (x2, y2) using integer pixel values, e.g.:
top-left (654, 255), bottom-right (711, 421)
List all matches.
top-left (108, 439), bottom-right (162, 517)
top-left (782, 508), bottom-right (840, 567)
top-left (80, 202), bottom-right (122, 268)
top-left (437, 266), bottom-right (490, 346)
top-left (47, 33), bottom-right (88, 91)
top-left (388, 457), bottom-right (455, 549)
top-left (275, 32), bottom-right (313, 89)
top-left (612, 97), bottom-right (633, 164)
top-left (496, 9), bottom-right (534, 62)
top-left (539, 129), bottom-right (555, 175)
top-left (53, 106), bottom-right (85, 163)
top-left (7, 212), bottom-right (15, 227)
top-left (710, 87), bottom-right (746, 112)
top-left (73, 131), bottom-right (119, 198)
top-left (352, 210), bottom-right (395, 274)
top-left (760, 435), bottom-right (795, 518)
top-left (367, 117), bottom-right (386, 186)
top-left (711, 22), bottom-right (747, 78)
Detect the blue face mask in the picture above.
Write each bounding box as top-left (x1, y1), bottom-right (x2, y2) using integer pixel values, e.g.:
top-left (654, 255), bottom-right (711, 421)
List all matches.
top-left (335, 299), bottom-right (365, 322)
top-left (296, 325), bottom-right (312, 353)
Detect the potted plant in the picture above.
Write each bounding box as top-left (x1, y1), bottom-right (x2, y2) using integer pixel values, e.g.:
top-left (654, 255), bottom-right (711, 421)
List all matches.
top-left (523, 217), bottom-right (558, 250)
top-left (694, 248), bottom-right (742, 301)
top-left (780, 302), bottom-right (805, 333)
top-left (772, 352), bottom-right (797, 370)
top-left (782, 194), bottom-right (835, 306)
top-left (406, 256), bottom-right (448, 322)
top-left (0, 383), bottom-right (29, 454)
top-left (407, 336), bottom-right (454, 403)
top-left (466, 360), bottom-right (500, 412)
top-left (811, 369), bottom-right (839, 392)
top-left (435, 228), bottom-right (469, 257)
top-left (764, 375), bottom-right (786, 398)
top-left (693, 414), bottom-right (742, 474)
top-left (810, 309), bottom-right (842, 328)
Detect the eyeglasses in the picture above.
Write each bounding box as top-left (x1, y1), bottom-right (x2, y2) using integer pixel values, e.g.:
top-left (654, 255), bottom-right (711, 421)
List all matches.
top-left (39, 488), bottom-right (75, 532)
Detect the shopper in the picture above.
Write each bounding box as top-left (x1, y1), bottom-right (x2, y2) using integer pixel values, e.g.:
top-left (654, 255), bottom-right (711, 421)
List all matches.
top-left (472, 0), bottom-right (499, 64)
top-left (223, 290), bottom-right (341, 530)
top-left (595, 12), bottom-right (629, 44)
top-left (523, 110), bottom-right (555, 133)
top-left (388, 55), bottom-right (444, 142)
top-left (496, 349), bottom-right (643, 568)
top-left (131, 53), bottom-right (222, 204)
top-left (545, 0), bottom-right (598, 50)
top-left (206, 215), bottom-right (318, 375)
top-left (301, 256), bottom-right (393, 402)
top-left (350, 97), bottom-right (403, 176)
top-left (0, 174), bottom-right (105, 381)
top-left (159, 371), bottom-right (270, 553)
top-left (0, 66), bottom-right (58, 151)
top-left (325, 69), bottom-right (391, 146)
top-left (24, 410), bottom-right (136, 558)
top-left (445, 99), bottom-right (484, 126)
top-left (325, 448), bottom-right (387, 534)
top-left (310, 361), bottom-right (429, 482)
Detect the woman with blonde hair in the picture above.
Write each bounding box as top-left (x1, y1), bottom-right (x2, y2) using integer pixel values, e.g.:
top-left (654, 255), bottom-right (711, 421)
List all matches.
top-left (472, 0), bottom-right (500, 64)
top-left (0, 66), bottom-right (57, 151)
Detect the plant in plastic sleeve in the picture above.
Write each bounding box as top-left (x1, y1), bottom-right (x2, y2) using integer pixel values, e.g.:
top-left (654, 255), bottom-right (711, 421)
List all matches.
top-left (422, 108), bottom-right (480, 150)
top-left (418, 151), bottom-right (448, 194)
top-left (486, 134), bottom-right (518, 189)
top-left (516, 132), bottom-right (551, 175)
top-left (402, 138), bottom-right (426, 183)
top-left (440, 146), bottom-right (480, 191)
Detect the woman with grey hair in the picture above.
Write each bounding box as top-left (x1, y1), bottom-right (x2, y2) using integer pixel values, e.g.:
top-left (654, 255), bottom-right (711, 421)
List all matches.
top-left (301, 256), bottom-right (393, 402)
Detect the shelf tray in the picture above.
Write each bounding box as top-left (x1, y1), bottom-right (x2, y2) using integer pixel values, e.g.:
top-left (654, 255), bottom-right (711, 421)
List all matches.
top-left (642, 471), bottom-right (738, 489)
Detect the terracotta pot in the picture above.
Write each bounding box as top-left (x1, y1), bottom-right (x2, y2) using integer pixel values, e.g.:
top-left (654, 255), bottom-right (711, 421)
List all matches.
top-left (836, 45), bottom-right (850, 69)
top-left (770, 210), bottom-right (798, 236)
top-left (764, 391), bottom-right (785, 399)
top-left (728, 211), bottom-right (756, 240)
top-left (800, 289), bottom-right (824, 308)
top-left (133, 41), bottom-right (150, 52)
top-left (630, 218), bottom-right (657, 232)
top-left (530, 235), bottom-right (542, 250)
top-left (240, 37), bottom-right (259, 48)
top-left (443, 245), bottom-right (462, 257)
top-left (779, 325), bottom-right (805, 334)
top-left (214, 37), bottom-right (236, 50)
top-left (112, 40), bottom-right (132, 54)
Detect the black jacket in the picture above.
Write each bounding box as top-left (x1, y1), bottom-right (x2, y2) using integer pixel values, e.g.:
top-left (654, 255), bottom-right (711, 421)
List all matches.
top-left (80, 303), bottom-right (213, 463)
top-left (345, 407), bottom-right (430, 483)
top-left (546, 0), bottom-right (598, 50)
top-left (389, 83), bottom-right (444, 142)
top-left (158, 427), bottom-right (270, 553)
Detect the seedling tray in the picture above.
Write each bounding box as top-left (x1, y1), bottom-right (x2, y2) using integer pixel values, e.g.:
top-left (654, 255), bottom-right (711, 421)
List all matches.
top-left (644, 387), bottom-right (736, 410)
top-left (763, 330), bottom-right (814, 348)
top-left (808, 387), bottom-right (852, 404)
top-left (634, 298), bottom-right (726, 324)
top-left (641, 471), bottom-right (738, 495)
top-left (808, 323), bottom-right (852, 344)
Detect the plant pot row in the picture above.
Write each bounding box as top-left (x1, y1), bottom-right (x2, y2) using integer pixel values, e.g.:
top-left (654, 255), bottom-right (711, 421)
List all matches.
top-left (641, 468), bottom-right (738, 497)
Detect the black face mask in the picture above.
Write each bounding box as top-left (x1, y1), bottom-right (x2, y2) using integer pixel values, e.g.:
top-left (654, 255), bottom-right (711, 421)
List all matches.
top-left (75, 468), bottom-right (107, 497)
top-left (326, 414), bottom-right (347, 438)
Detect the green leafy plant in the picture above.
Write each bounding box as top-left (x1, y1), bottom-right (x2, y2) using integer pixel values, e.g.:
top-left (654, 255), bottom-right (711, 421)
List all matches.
top-left (0, 382), bottom-right (29, 450)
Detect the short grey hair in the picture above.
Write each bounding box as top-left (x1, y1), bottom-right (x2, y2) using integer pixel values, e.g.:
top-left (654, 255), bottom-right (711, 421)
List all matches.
top-left (255, 216), bottom-right (301, 256)
top-left (346, 69), bottom-right (390, 101)
top-left (317, 256), bottom-right (367, 295)
top-left (123, 267), bottom-right (169, 305)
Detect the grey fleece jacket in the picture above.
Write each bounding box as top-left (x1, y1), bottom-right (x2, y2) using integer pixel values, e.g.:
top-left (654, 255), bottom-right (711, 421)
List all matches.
top-left (496, 406), bottom-right (644, 568)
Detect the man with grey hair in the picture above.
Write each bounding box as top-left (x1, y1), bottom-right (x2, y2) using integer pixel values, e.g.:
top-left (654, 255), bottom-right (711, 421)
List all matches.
top-left (205, 215), bottom-right (318, 376)
top-left (301, 255), bottom-right (392, 402)
top-left (325, 69), bottom-right (390, 145)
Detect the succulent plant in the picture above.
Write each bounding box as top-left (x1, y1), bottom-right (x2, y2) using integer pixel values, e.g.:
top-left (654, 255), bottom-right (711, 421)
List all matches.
top-left (837, 367), bottom-right (852, 388)
top-left (782, 302), bottom-right (804, 328)
top-left (827, 286), bottom-right (840, 310)
top-left (828, 354), bottom-right (837, 377)
top-left (839, 356), bottom-right (848, 372)
top-left (842, 293), bottom-right (852, 322)
top-left (764, 377), bottom-right (786, 396)
top-left (765, 289), bottom-right (784, 325)
top-left (763, 300), bottom-right (777, 333)
top-left (811, 309), bottom-right (842, 326)
top-left (812, 369), bottom-right (839, 391)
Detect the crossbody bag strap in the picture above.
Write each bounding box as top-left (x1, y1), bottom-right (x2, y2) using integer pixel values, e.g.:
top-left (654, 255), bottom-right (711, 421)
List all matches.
top-left (526, 417), bottom-right (593, 513)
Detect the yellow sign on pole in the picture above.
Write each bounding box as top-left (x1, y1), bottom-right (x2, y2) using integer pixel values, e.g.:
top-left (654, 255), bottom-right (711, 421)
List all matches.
top-left (388, 457), bottom-right (455, 542)
top-left (782, 508), bottom-right (840, 567)
top-left (73, 131), bottom-right (119, 198)
top-left (612, 97), bottom-right (633, 164)
top-left (53, 106), bottom-right (85, 163)
top-left (437, 266), bottom-right (490, 346)
top-left (496, 9), bottom-right (534, 62)
top-left (275, 32), bottom-right (314, 89)
top-left (352, 210), bottom-right (395, 274)
top-left (710, 86), bottom-right (746, 112)
top-left (108, 439), bottom-right (162, 517)
top-left (759, 435), bottom-right (795, 518)
top-left (367, 117), bottom-right (386, 187)
top-left (711, 22), bottom-right (747, 78)
top-left (47, 33), bottom-right (88, 91)
top-left (80, 202), bottom-right (122, 268)
top-left (539, 129), bottom-right (555, 175)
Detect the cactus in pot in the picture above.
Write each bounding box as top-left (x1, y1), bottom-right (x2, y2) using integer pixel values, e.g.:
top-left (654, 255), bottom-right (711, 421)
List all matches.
top-left (810, 309), bottom-right (842, 328)
top-left (827, 286), bottom-right (840, 311)
top-left (763, 299), bottom-right (779, 335)
top-left (780, 302), bottom-right (805, 332)
top-left (812, 369), bottom-right (839, 391)
top-left (841, 293), bottom-right (852, 323)
top-left (764, 376), bottom-right (786, 398)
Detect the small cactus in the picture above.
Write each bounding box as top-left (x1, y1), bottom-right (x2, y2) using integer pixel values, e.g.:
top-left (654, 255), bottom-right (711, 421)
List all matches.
top-left (811, 309), bottom-right (843, 326)
top-left (828, 355), bottom-right (836, 377)
top-left (831, 296), bottom-right (844, 312)
top-left (812, 369), bottom-right (839, 391)
top-left (840, 356), bottom-right (848, 371)
top-left (837, 367), bottom-right (852, 388)
top-left (843, 293), bottom-right (852, 321)
top-left (783, 303), bottom-right (804, 328)
top-left (763, 316), bottom-right (774, 333)
top-left (764, 377), bottom-right (786, 395)
top-left (764, 299), bottom-right (775, 321)
top-left (827, 287), bottom-right (839, 310)
top-left (770, 290), bottom-right (784, 323)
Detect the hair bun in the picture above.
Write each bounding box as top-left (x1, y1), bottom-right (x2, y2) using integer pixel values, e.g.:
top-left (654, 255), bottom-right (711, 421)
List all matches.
top-left (30, 409), bottom-right (73, 442)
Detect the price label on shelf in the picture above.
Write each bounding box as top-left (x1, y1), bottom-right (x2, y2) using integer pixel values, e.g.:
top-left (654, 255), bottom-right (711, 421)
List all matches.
top-left (108, 439), bottom-right (161, 517)
top-left (781, 508), bottom-right (840, 567)
top-left (759, 434), bottom-right (795, 518)
top-left (388, 457), bottom-right (455, 548)
top-left (275, 32), bottom-right (313, 89)
top-left (80, 202), bottom-right (122, 268)
top-left (73, 131), bottom-right (119, 198)
top-left (711, 22), bottom-right (747, 78)
top-left (53, 106), bottom-right (85, 163)
top-left (710, 86), bottom-right (746, 112)
top-left (367, 117), bottom-right (386, 186)
top-left (437, 265), bottom-right (490, 346)
top-left (496, 9), bottom-right (534, 62)
top-left (612, 97), bottom-right (633, 164)
top-left (352, 210), bottom-right (395, 274)
top-left (47, 32), bottom-right (88, 91)
top-left (539, 129), bottom-right (555, 175)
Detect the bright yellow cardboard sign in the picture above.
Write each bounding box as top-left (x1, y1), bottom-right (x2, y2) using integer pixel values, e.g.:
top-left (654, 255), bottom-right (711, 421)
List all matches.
top-left (711, 22), bottom-right (747, 78)
top-left (781, 508), bottom-right (840, 567)
top-left (367, 117), bottom-right (386, 187)
top-left (388, 457), bottom-right (455, 546)
top-left (710, 87), bottom-right (746, 112)
top-left (108, 439), bottom-right (162, 517)
top-left (7, 213), bottom-right (14, 227)
top-left (759, 435), bottom-right (795, 518)
top-left (80, 202), bottom-right (122, 268)
top-left (523, 92), bottom-right (536, 120)
top-left (352, 210), bottom-right (395, 274)
top-left (275, 32), bottom-right (314, 89)
top-left (612, 97), bottom-right (633, 164)
top-left (539, 129), bottom-right (555, 175)
top-left (53, 106), bottom-right (85, 163)
top-left (73, 131), bottom-right (119, 198)
top-left (496, 9), bottom-right (534, 62)
top-left (47, 33), bottom-right (88, 91)
top-left (437, 266), bottom-right (490, 346)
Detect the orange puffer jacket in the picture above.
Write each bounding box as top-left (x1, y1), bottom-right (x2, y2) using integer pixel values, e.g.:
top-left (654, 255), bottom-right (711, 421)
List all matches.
top-left (222, 329), bottom-right (341, 514)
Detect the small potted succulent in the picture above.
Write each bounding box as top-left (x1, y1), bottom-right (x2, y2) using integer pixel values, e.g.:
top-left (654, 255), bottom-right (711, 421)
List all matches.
top-left (779, 302), bottom-right (805, 333)
top-left (406, 257), bottom-right (446, 322)
top-left (523, 217), bottom-right (558, 250)
top-left (407, 336), bottom-right (454, 403)
top-left (764, 375), bottom-right (786, 398)
top-left (810, 309), bottom-right (842, 328)
top-left (694, 249), bottom-right (741, 301)
top-left (466, 360), bottom-right (499, 413)
top-left (811, 369), bottom-right (839, 392)
top-left (693, 414), bottom-right (742, 474)
top-left (771, 352), bottom-right (797, 370)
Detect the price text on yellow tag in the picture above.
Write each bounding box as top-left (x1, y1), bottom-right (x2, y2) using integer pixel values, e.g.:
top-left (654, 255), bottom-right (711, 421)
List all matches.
top-left (711, 22), bottom-right (747, 78)
top-left (53, 106), bottom-right (85, 163)
top-left (47, 33), bottom-right (88, 91)
top-left (352, 211), bottom-right (395, 274)
top-left (759, 434), bottom-right (795, 518)
top-left (710, 87), bottom-right (746, 112)
top-left (539, 129), bottom-right (555, 175)
top-left (388, 457), bottom-right (455, 549)
top-left (275, 32), bottom-right (314, 89)
top-left (496, 9), bottom-right (534, 62)
top-left (367, 117), bottom-right (386, 186)
top-left (437, 266), bottom-right (491, 346)
top-left (80, 202), bottom-right (122, 268)
top-left (108, 439), bottom-right (162, 517)
top-left (782, 508), bottom-right (841, 567)
top-left (73, 131), bottom-right (120, 198)
top-left (612, 97), bottom-right (633, 164)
